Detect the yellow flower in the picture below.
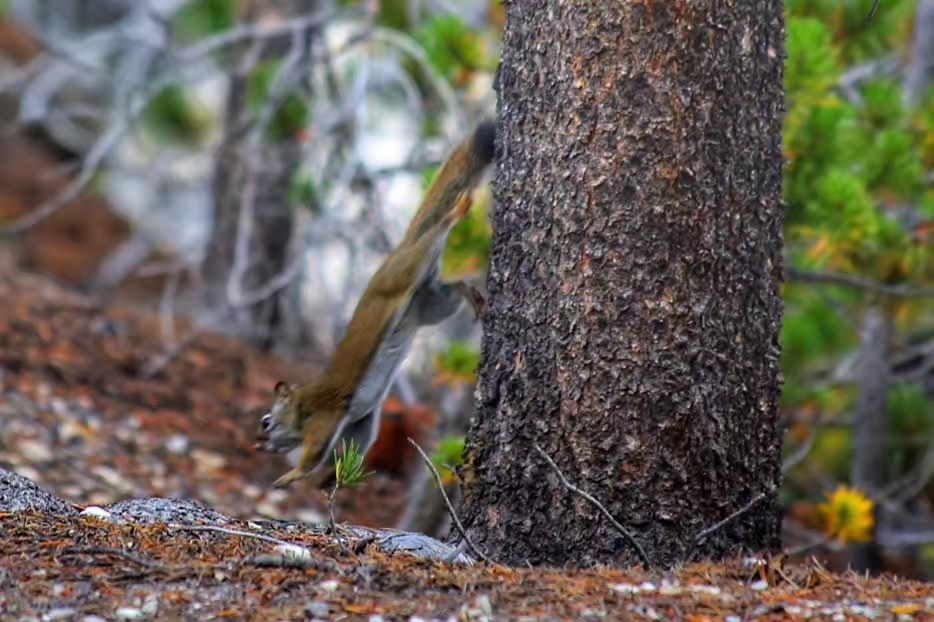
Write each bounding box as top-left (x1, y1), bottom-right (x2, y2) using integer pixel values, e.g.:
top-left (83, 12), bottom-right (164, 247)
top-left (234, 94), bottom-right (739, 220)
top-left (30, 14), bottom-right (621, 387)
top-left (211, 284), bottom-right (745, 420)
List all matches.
top-left (818, 485), bottom-right (874, 544)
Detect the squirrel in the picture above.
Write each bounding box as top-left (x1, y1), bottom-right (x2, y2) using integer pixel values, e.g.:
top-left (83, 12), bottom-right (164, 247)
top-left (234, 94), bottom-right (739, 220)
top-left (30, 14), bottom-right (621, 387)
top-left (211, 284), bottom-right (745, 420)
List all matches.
top-left (255, 120), bottom-right (496, 489)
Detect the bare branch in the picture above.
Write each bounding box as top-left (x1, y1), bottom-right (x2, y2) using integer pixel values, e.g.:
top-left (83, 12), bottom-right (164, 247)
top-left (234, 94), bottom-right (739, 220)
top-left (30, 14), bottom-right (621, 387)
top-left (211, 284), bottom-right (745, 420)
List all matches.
top-left (0, 113), bottom-right (129, 235)
top-left (867, 0), bottom-right (883, 24)
top-left (223, 24), bottom-right (310, 312)
top-left (835, 55), bottom-right (902, 106)
top-left (407, 437), bottom-right (496, 566)
top-left (782, 410), bottom-right (823, 475)
top-left (886, 427), bottom-right (934, 503)
top-left (784, 533), bottom-right (833, 557)
top-left (876, 527), bottom-right (934, 547)
top-left (694, 489), bottom-right (776, 545)
top-left (158, 264), bottom-right (185, 348)
top-left (223, 160), bottom-right (306, 310)
top-left (176, 9), bottom-right (350, 63)
top-left (533, 444), bottom-right (650, 569)
top-left (786, 267), bottom-right (934, 299)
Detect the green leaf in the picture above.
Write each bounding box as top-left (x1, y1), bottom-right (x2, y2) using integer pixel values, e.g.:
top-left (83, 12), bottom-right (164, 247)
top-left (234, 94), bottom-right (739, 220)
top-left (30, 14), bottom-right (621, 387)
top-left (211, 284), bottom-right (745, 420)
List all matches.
top-left (172, 0), bottom-right (236, 42)
top-left (414, 15), bottom-right (489, 80)
top-left (434, 341), bottom-right (480, 378)
top-left (141, 85), bottom-right (210, 146)
top-left (430, 436), bottom-right (465, 470)
top-left (785, 17), bottom-right (840, 101)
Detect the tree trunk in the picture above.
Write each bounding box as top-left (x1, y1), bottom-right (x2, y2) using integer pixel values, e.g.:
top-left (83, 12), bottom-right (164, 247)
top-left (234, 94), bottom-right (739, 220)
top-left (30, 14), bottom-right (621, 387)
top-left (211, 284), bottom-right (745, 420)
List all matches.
top-left (199, 0), bottom-right (311, 353)
top-left (460, 1), bottom-right (786, 568)
top-left (904, 0), bottom-right (934, 108)
top-left (849, 305), bottom-right (890, 574)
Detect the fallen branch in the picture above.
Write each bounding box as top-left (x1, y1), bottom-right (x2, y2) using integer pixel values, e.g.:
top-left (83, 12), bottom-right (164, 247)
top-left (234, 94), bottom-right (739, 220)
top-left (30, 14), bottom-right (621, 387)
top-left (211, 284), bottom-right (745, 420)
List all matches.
top-left (407, 437), bottom-right (496, 566)
top-left (533, 444), bottom-right (650, 569)
top-left (241, 554), bottom-right (340, 572)
top-left (57, 546), bottom-right (169, 571)
top-left (171, 524), bottom-right (294, 548)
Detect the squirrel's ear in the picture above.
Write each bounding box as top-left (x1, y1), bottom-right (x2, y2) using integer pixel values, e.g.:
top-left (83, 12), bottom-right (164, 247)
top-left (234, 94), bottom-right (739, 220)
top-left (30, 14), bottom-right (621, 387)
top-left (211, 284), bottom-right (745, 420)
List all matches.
top-left (274, 381), bottom-right (291, 399)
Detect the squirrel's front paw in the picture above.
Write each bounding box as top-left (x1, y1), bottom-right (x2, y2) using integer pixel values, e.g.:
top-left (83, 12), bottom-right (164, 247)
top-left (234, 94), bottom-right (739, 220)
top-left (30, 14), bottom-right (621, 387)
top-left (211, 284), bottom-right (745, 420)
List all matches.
top-left (272, 469), bottom-right (306, 489)
top-left (455, 281), bottom-right (487, 322)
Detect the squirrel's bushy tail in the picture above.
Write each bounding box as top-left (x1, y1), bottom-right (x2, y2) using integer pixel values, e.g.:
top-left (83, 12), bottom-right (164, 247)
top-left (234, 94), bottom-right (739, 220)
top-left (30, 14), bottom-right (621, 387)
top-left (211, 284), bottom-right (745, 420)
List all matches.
top-left (403, 120), bottom-right (497, 243)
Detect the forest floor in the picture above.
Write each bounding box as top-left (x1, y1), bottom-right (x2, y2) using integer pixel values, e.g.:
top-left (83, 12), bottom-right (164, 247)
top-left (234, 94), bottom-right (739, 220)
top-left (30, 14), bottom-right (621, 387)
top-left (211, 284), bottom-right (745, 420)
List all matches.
top-left (2, 269), bottom-right (934, 620)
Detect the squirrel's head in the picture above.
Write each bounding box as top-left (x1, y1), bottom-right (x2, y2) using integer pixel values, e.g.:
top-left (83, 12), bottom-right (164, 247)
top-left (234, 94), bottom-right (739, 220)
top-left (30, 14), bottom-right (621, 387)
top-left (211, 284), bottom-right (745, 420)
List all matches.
top-left (256, 381), bottom-right (346, 468)
top-left (255, 381), bottom-right (305, 454)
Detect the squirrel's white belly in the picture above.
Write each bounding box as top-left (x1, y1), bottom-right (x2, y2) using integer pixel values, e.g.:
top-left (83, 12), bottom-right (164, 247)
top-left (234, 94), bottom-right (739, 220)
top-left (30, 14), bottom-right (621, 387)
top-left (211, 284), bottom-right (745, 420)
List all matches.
top-left (346, 309), bottom-right (419, 422)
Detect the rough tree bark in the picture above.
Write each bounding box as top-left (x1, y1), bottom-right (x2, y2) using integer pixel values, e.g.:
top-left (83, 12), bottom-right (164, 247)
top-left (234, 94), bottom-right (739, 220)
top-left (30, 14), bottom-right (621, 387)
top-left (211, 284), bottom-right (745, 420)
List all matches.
top-left (460, 1), bottom-right (786, 567)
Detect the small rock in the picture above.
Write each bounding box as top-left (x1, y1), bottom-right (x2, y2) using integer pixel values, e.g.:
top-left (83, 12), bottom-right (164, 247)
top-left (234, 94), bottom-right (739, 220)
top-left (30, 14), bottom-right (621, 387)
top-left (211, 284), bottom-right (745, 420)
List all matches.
top-left (319, 579), bottom-right (340, 593)
top-left (141, 594), bottom-right (159, 616)
top-left (264, 489), bottom-right (290, 504)
top-left (114, 607), bottom-right (145, 620)
top-left (165, 434), bottom-right (189, 454)
top-left (191, 448), bottom-right (226, 472)
top-left (81, 506), bottom-right (113, 521)
top-left (304, 602), bottom-right (330, 618)
top-left (750, 580), bottom-right (769, 591)
top-left (255, 501), bottom-right (281, 517)
top-left (18, 439), bottom-right (53, 463)
top-left (58, 419), bottom-right (87, 444)
top-left (296, 508), bottom-right (326, 524)
top-left (42, 607), bottom-right (76, 621)
top-left (242, 484), bottom-right (262, 499)
top-left (90, 466), bottom-right (133, 493)
top-left (475, 595), bottom-right (493, 616)
top-left (275, 544), bottom-right (311, 561)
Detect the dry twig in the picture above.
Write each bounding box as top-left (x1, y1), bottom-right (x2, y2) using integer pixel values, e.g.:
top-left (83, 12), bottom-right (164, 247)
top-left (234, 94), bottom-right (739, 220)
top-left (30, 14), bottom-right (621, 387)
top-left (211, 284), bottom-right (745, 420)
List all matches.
top-left (57, 546), bottom-right (169, 571)
top-left (171, 524), bottom-right (294, 548)
top-left (407, 437), bottom-right (495, 565)
top-left (782, 411), bottom-right (823, 475)
top-left (533, 444), bottom-right (650, 569)
top-left (694, 488), bottom-right (776, 545)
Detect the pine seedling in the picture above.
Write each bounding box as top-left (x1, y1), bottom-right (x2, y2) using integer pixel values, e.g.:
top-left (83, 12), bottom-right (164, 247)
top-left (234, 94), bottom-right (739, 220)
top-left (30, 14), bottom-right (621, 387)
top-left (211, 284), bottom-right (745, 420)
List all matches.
top-left (324, 438), bottom-right (374, 533)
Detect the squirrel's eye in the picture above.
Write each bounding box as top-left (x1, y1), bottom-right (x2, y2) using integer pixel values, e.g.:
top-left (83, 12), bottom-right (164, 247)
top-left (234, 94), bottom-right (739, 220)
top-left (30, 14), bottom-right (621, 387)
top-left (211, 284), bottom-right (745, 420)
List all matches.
top-left (260, 414), bottom-right (272, 431)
